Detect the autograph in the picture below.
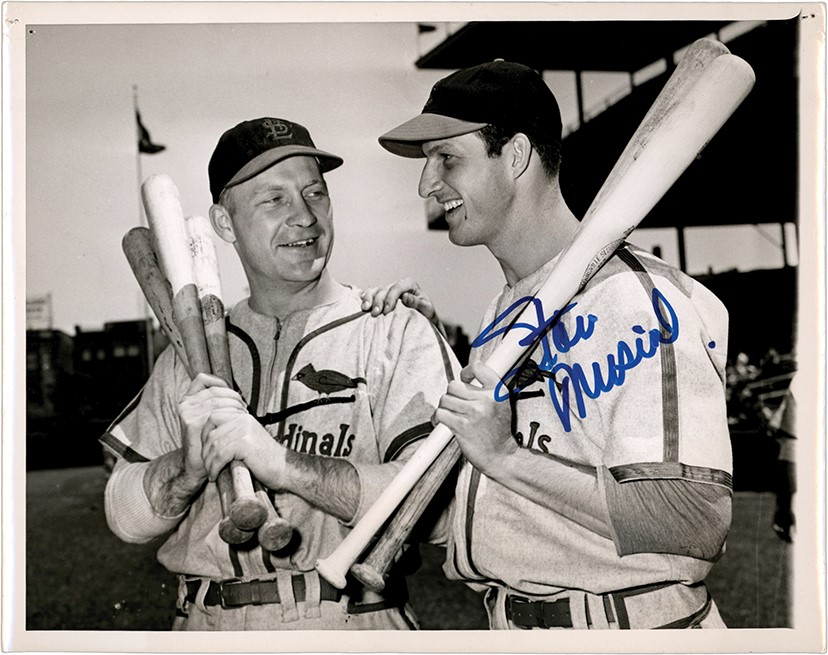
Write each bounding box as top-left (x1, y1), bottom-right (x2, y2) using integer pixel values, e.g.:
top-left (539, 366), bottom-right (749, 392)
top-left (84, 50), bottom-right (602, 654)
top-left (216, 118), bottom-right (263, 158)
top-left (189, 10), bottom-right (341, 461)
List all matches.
top-left (472, 288), bottom-right (681, 432)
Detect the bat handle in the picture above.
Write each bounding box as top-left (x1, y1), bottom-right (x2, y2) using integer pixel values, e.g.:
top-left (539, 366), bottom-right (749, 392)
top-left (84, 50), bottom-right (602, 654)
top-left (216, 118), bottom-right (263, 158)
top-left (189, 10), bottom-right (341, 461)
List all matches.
top-left (350, 439), bottom-right (462, 592)
top-left (316, 423), bottom-right (455, 589)
top-left (226, 461), bottom-right (268, 530)
top-left (254, 479), bottom-right (294, 552)
top-left (216, 470), bottom-right (254, 545)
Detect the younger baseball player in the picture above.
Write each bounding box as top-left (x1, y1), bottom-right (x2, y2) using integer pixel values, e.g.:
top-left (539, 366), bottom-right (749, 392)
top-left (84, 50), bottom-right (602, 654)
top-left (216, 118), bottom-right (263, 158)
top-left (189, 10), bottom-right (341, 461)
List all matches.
top-left (102, 117), bottom-right (459, 630)
top-left (369, 61), bottom-right (733, 629)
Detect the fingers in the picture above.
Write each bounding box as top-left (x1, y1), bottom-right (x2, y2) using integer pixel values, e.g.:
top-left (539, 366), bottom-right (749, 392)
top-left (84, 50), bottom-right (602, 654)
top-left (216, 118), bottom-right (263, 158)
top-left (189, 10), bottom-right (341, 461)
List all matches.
top-left (199, 411), bottom-right (244, 480)
top-left (460, 361), bottom-right (502, 389)
top-left (402, 292), bottom-right (437, 321)
top-left (360, 278), bottom-right (422, 316)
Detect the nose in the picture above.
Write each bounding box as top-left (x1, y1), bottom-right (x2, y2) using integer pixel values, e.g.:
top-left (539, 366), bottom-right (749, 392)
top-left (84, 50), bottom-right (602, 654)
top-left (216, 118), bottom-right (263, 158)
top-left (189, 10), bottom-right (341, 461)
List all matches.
top-left (287, 196), bottom-right (319, 228)
top-left (418, 159), bottom-right (442, 199)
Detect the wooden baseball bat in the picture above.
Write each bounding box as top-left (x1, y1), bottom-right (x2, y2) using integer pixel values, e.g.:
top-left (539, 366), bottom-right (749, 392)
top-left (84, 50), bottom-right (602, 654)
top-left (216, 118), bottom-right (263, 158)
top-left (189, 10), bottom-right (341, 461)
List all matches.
top-left (346, 37), bottom-right (734, 591)
top-left (122, 224), bottom-right (253, 544)
top-left (317, 49), bottom-right (755, 590)
top-left (185, 214), bottom-right (287, 541)
top-left (142, 175), bottom-right (268, 536)
top-left (122, 227), bottom-right (191, 376)
top-left (351, 439), bottom-right (461, 591)
top-left (253, 478), bottom-right (294, 552)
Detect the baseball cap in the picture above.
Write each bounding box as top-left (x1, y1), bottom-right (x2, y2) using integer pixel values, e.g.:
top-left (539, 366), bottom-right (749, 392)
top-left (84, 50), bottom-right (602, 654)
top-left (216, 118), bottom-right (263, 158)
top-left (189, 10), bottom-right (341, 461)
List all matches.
top-left (209, 118), bottom-right (344, 203)
top-left (379, 61), bottom-right (562, 158)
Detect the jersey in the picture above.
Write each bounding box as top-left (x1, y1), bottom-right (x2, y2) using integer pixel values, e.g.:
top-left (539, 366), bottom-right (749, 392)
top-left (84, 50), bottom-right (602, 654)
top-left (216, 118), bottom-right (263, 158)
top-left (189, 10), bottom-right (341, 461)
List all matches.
top-left (444, 244), bottom-right (732, 604)
top-left (102, 284), bottom-right (459, 628)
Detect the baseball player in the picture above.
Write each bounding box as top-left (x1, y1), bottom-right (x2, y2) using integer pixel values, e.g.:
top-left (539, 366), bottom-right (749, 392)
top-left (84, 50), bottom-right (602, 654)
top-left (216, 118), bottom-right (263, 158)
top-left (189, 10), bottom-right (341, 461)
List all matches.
top-left (366, 61), bottom-right (733, 629)
top-left (102, 117), bottom-right (459, 630)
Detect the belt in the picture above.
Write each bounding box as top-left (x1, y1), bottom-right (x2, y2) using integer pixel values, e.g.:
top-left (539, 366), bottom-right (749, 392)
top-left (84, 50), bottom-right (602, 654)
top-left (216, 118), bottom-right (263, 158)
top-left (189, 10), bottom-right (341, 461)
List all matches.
top-left (506, 596), bottom-right (573, 629)
top-left (504, 582), bottom-right (712, 629)
top-left (185, 575), bottom-right (341, 609)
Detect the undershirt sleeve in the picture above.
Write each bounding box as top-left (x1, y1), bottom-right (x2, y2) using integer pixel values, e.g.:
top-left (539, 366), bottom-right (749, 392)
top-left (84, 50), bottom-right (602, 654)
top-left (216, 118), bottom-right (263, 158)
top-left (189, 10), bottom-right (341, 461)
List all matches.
top-left (598, 466), bottom-right (731, 560)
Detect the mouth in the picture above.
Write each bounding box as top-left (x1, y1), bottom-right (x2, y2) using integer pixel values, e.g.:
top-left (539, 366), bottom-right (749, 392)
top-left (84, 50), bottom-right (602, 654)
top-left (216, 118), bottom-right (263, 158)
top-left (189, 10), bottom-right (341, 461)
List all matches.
top-left (442, 199), bottom-right (464, 220)
top-left (278, 237), bottom-right (318, 249)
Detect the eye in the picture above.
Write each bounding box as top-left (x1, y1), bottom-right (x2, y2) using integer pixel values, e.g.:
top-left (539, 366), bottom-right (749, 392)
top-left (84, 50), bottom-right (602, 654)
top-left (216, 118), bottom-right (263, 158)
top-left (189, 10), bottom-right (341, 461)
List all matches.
top-left (304, 185), bottom-right (329, 201)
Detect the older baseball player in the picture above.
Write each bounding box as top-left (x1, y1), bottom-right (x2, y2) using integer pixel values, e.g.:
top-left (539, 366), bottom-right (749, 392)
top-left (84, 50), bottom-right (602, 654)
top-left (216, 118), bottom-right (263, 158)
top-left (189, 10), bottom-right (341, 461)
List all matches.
top-left (102, 117), bottom-right (459, 630)
top-left (367, 61), bottom-right (733, 629)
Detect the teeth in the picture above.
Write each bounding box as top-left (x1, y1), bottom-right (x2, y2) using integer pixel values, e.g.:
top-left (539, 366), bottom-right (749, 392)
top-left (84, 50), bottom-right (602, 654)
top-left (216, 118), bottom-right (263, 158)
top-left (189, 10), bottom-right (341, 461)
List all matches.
top-left (442, 199), bottom-right (463, 212)
top-left (281, 238), bottom-right (316, 248)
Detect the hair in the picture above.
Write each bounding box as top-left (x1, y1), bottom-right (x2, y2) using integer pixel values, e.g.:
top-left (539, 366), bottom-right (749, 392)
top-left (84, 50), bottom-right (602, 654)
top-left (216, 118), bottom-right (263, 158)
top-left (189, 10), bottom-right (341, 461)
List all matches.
top-left (476, 124), bottom-right (562, 179)
top-left (217, 186), bottom-right (237, 215)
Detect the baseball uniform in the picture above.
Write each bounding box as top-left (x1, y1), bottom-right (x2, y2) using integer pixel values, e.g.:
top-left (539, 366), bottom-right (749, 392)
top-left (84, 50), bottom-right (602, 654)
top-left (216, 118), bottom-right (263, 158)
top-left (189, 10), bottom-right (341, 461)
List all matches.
top-left (102, 284), bottom-right (459, 630)
top-left (444, 244), bottom-right (732, 629)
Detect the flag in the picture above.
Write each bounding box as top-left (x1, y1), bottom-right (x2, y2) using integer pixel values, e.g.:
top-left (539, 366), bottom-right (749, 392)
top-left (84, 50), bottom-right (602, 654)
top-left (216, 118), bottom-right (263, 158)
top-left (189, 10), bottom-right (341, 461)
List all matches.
top-left (136, 109), bottom-right (165, 154)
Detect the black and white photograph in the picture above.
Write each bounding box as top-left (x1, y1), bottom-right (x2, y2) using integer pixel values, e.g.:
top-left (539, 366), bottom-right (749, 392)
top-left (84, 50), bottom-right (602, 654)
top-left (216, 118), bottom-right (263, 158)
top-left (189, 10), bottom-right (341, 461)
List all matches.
top-left (4, 2), bottom-right (825, 652)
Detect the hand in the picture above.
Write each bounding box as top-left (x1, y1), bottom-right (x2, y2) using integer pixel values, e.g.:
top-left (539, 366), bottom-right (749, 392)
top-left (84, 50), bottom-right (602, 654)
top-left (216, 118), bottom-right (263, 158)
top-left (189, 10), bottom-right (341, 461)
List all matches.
top-left (201, 408), bottom-right (287, 489)
top-left (433, 361), bottom-right (516, 475)
top-left (360, 278), bottom-right (442, 330)
top-left (177, 373), bottom-right (246, 484)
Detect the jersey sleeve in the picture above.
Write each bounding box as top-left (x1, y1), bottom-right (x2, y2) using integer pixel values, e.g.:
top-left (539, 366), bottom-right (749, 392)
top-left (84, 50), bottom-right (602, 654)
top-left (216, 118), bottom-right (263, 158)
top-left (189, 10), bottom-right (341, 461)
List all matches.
top-left (101, 346), bottom-right (192, 543)
top-left (598, 467), bottom-right (731, 559)
top-left (346, 307), bottom-right (461, 526)
top-left (555, 251), bottom-right (732, 558)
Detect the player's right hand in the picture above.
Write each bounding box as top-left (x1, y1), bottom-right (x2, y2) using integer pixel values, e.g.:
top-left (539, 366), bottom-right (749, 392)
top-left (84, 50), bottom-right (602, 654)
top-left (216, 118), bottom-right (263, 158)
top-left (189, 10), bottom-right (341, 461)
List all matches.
top-left (177, 373), bottom-right (247, 483)
top-left (360, 278), bottom-right (442, 330)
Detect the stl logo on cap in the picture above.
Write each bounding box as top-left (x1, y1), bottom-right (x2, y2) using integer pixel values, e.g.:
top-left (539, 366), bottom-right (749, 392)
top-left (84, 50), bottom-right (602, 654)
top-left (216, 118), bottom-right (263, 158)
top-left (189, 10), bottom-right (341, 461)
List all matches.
top-left (262, 118), bottom-right (293, 141)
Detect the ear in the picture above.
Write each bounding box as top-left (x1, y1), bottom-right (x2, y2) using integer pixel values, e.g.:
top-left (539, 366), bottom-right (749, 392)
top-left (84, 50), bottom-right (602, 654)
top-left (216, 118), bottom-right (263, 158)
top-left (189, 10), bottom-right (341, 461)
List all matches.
top-left (508, 133), bottom-right (533, 179)
top-left (209, 203), bottom-right (236, 244)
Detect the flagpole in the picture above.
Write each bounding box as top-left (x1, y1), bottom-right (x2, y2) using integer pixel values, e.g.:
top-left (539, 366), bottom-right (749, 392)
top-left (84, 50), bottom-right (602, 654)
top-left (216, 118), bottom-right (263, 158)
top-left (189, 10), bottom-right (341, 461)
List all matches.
top-left (133, 85), bottom-right (155, 375)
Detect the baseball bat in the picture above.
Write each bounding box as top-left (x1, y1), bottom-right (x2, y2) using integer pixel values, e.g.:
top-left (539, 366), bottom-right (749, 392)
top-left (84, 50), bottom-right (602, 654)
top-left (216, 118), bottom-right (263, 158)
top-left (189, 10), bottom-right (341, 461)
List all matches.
top-left (346, 37), bottom-right (734, 591)
top-left (122, 227), bottom-right (191, 375)
top-left (351, 439), bottom-right (462, 591)
top-left (185, 213), bottom-right (272, 533)
top-left (142, 175), bottom-right (267, 539)
top-left (317, 49), bottom-right (755, 589)
top-left (122, 223), bottom-right (253, 544)
top-left (253, 478), bottom-right (294, 552)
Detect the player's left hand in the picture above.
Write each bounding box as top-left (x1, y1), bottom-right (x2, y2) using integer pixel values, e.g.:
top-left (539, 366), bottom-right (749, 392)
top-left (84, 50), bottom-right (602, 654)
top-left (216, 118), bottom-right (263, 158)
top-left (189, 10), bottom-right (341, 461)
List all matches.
top-left (201, 409), bottom-right (287, 489)
top-left (433, 361), bottom-right (516, 475)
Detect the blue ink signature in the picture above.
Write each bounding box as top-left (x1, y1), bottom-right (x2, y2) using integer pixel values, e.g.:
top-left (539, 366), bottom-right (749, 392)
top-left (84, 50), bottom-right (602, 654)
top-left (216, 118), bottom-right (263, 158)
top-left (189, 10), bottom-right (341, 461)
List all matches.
top-left (473, 288), bottom-right (680, 432)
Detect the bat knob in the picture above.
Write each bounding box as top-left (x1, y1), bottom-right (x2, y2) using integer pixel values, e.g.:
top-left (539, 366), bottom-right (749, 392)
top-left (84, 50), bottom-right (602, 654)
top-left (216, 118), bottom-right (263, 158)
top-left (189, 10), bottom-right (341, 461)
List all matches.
top-left (258, 518), bottom-right (294, 552)
top-left (350, 563), bottom-right (386, 593)
top-left (218, 518), bottom-right (255, 545)
top-left (229, 496), bottom-right (268, 531)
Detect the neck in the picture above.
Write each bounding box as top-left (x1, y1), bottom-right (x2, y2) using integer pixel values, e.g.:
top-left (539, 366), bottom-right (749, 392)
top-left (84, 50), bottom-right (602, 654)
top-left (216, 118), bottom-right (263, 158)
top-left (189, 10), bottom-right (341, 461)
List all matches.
top-left (248, 269), bottom-right (343, 318)
top-left (491, 174), bottom-right (580, 287)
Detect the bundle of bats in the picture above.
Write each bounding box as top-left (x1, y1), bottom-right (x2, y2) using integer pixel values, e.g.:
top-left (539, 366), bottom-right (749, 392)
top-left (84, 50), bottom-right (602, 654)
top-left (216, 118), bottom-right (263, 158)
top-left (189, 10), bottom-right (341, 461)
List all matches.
top-left (124, 176), bottom-right (292, 551)
top-left (127, 38), bottom-right (754, 586)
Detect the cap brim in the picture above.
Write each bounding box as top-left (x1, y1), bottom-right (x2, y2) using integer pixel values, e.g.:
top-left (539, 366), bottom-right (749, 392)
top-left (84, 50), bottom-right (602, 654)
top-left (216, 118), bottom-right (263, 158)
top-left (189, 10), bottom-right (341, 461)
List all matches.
top-left (379, 114), bottom-right (488, 158)
top-left (225, 145), bottom-right (344, 190)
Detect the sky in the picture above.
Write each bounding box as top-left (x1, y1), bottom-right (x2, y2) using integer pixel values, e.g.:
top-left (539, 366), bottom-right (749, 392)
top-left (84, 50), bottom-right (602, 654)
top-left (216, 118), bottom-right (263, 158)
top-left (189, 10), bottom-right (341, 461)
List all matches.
top-left (17, 8), bottom-right (802, 338)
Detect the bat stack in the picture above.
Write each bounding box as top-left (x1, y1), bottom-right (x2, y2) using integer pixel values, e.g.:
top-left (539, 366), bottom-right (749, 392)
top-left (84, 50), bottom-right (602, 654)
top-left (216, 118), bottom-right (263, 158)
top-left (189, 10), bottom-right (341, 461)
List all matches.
top-left (315, 38), bottom-right (755, 591)
top-left (123, 174), bottom-right (293, 551)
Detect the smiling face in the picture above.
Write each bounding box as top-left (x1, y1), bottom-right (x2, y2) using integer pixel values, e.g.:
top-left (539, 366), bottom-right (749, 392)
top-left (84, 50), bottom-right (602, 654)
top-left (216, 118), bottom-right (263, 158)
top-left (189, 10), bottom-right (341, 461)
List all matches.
top-left (418, 132), bottom-right (515, 248)
top-left (216, 156), bottom-right (334, 293)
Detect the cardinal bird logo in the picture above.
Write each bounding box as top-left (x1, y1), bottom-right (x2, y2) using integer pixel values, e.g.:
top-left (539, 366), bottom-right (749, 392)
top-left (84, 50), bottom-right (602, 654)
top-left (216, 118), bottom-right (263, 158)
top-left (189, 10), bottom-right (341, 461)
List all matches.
top-left (292, 363), bottom-right (366, 396)
top-left (510, 358), bottom-right (560, 392)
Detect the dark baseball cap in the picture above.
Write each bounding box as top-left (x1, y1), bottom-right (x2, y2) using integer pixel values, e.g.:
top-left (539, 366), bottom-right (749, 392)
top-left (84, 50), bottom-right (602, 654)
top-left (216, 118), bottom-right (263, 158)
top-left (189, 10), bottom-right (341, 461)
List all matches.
top-left (209, 118), bottom-right (343, 203)
top-left (379, 61), bottom-right (562, 158)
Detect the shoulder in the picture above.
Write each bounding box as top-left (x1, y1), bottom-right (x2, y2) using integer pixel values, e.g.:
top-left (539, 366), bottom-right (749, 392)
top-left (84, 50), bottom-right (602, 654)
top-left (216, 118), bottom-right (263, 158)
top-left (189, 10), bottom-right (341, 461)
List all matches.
top-left (584, 246), bottom-right (726, 318)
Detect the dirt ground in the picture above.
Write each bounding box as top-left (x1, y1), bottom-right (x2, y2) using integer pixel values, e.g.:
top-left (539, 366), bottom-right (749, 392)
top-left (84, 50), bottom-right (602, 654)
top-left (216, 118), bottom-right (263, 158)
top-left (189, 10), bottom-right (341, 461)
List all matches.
top-left (24, 466), bottom-right (790, 631)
